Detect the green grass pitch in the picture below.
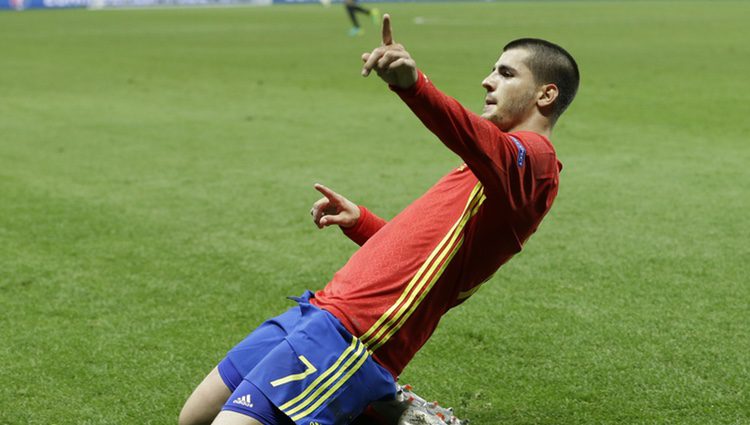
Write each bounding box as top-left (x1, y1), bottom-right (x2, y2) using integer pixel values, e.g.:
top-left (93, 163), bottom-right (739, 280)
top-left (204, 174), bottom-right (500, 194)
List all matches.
top-left (1, 1), bottom-right (749, 424)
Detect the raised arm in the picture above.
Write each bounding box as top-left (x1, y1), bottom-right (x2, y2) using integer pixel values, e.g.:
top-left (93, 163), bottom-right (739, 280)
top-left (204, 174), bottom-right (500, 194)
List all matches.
top-left (361, 15), bottom-right (522, 201)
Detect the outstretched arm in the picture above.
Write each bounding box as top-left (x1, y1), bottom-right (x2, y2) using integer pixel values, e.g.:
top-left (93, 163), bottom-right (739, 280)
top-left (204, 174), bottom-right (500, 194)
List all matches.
top-left (361, 15), bottom-right (519, 201)
top-left (310, 183), bottom-right (387, 246)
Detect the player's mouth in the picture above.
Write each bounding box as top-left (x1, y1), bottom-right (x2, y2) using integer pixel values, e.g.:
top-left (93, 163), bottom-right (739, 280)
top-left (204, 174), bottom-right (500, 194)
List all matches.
top-left (483, 98), bottom-right (497, 113)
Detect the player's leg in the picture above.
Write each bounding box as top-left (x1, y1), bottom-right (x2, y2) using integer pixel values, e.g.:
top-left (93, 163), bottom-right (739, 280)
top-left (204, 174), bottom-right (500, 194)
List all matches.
top-left (347, 1), bottom-right (378, 26)
top-left (346, 4), bottom-right (361, 29)
top-left (214, 379), bottom-right (294, 425)
top-left (181, 303), bottom-right (303, 425)
top-left (211, 411), bottom-right (264, 425)
top-left (352, 4), bottom-right (369, 14)
top-left (179, 367), bottom-right (232, 425)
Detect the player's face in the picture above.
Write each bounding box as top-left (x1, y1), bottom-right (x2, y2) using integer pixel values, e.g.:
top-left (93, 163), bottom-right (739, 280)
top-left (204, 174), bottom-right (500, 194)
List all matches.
top-left (481, 48), bottom-right (540, 131)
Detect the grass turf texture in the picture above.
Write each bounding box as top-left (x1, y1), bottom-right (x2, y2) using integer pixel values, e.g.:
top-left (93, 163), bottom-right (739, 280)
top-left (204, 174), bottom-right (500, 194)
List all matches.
top-left (1, 1), bottom-right (749, 424)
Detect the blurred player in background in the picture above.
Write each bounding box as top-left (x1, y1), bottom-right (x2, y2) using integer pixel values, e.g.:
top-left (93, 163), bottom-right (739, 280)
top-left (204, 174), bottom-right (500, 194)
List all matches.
top-left (344, 0), bottom-right (379, 36)
top-left (179, 13), bottom-right (579, 425)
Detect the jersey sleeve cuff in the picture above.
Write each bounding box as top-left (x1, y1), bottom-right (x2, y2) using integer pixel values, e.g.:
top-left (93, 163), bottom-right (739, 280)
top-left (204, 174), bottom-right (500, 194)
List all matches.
top-left (389, 69), bottom-right (428, 99)
top-left (342, 206), bottom-right (384, 246)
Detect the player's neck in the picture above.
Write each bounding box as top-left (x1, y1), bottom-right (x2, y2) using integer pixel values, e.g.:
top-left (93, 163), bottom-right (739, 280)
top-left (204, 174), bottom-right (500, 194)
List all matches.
top-left (508, 116), bottom-right (552, 139)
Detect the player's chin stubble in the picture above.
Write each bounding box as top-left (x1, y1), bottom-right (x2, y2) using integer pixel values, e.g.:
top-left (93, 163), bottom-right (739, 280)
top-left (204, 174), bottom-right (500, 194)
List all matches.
top-left (490, 90), bottom-right (537, 130)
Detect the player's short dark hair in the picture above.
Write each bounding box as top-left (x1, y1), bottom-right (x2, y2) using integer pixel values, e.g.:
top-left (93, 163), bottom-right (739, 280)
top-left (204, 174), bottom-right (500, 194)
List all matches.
top-left (503, 38), bottom-right (580, 121)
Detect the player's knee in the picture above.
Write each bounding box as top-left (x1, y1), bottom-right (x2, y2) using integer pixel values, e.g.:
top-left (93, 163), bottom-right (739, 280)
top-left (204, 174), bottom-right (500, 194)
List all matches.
top-left (212, 411), bottom-right (266, 425)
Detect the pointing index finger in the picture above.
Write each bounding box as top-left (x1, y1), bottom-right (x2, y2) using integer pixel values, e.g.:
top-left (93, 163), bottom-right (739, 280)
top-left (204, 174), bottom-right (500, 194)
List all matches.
top-left (314, 183), bottom-right (340, 203)
top-left (381, 13), bottom-right (393, 46)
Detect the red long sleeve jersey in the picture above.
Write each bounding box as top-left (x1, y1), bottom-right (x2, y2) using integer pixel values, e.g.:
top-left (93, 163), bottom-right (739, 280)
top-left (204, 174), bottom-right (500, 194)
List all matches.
top-left (311, 71), bottom-right (562, 378)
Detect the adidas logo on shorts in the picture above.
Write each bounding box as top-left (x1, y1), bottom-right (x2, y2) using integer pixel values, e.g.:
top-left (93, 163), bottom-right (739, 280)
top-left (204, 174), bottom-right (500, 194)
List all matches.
top-left (232, 395), bottom-right (254, 408)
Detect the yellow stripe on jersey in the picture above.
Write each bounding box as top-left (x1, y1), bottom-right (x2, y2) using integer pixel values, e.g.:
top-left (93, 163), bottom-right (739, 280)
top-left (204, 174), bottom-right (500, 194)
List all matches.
top-left (369, 236), bottom-right (464, 351)
top-left (360, 182), bottom-right (486, 350)
top-left (358, 182), bottom-right (484, 347)
top-left (367, 214), bottom-right (467, 350)
top-left (359, 183), bottom-right (483, 347)
top-left (362, 184), bottom-right (485, 348)
top-left (457, 284), bottom-right (483, 300)
top-left (368, 190), bottom-right (486, 351)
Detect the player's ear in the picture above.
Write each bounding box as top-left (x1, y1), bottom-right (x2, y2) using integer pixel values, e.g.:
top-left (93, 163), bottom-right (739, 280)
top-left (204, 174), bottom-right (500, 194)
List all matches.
top-left (537, 83), bottom-right (558, 108)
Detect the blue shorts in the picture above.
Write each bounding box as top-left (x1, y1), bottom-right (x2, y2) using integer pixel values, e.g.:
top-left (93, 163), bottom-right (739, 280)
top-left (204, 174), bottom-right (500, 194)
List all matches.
top-left (218, 291), bottom-right (397, 425)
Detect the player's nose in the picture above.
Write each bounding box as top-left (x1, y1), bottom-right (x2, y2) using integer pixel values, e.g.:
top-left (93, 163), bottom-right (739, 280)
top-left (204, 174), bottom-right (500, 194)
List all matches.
top-left (481, 76), bottom-right (494, 92)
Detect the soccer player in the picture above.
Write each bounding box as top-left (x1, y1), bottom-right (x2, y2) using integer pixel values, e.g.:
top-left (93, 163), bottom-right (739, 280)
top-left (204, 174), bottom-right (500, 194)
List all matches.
top-left (343, 0), bottom-right (379, 37)
top-left (179, 13), bottom-right (579, 425)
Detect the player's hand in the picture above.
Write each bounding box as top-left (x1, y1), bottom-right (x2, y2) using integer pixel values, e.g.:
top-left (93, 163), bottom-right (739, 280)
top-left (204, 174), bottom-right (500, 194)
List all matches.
top-left (310, 183), bottom-right (360, 229)
top-left (361, 14), bottom-right (418, 89)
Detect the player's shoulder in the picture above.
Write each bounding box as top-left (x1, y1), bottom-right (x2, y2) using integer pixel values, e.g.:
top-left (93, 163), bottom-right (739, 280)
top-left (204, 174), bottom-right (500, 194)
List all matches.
top-left (509, 131), bottom-right (561, 178)
top-left (509, 131), bottom-right (556, 155)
